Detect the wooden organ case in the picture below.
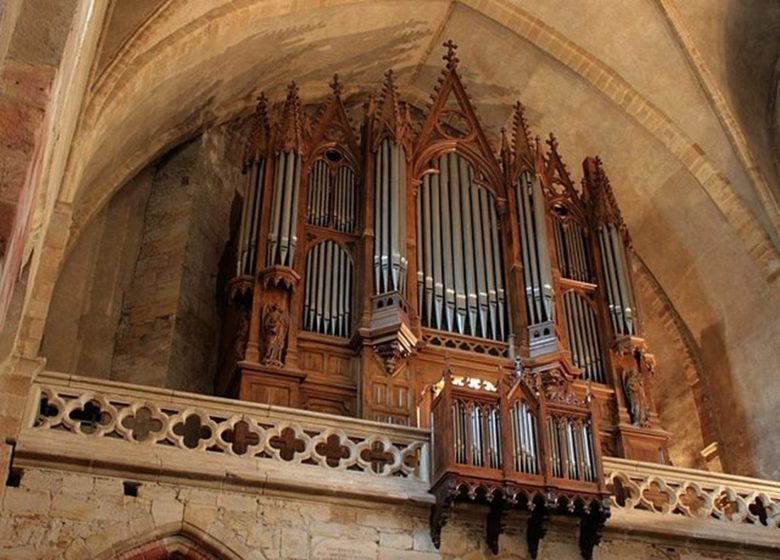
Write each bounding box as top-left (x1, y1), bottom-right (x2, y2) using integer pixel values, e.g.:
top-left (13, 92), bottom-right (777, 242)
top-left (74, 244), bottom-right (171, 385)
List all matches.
top-left (216, 43), bottom-right (671, 558)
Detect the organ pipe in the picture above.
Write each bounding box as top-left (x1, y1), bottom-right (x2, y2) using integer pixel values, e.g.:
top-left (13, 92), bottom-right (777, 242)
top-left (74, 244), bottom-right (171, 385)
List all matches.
top-left (267, 151), bottom-right (303, 267)
top-left (417, 153), bottom-right (507, 341)
top-left (303, 240), bottom-right (353, 338)
top-left (307, 157), bottom-right (357, 233)
top-left (598, 224), bottom-right (636, 336)
top-left (516, 172), bottom-right (555, 329)
top-left (553, 217), bottom-right (592, 282)
top-left (374, 139), bottom-right (407, 294)
top-left (510, 400), bottom-right (539, 474)
top-left (563, 292), bottom-right (606, 383)
top-left (237, 158), bottom-right (265, 276)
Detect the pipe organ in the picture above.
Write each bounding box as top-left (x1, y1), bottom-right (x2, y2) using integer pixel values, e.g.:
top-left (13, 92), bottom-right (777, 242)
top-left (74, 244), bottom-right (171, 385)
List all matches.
top-left (216, 42), bottom-right (671, 557)
top-left (416, 152), bottom-right (507, 341)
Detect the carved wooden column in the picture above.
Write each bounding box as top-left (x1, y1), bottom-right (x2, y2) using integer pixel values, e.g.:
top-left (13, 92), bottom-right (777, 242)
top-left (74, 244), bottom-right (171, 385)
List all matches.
top-left (583, 156), bottom-right (670, 463)
top-left (237, 83), bottom-right (309, 407)
top-left (359, 70), bottom-right (418, 424)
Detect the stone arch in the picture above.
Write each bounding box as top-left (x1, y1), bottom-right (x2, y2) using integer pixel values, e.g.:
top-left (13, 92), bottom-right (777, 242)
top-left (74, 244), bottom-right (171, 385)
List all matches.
top-left (12, 0), bottom-right (780, 480)
top-left (92, 523), bottom-right (246, 560)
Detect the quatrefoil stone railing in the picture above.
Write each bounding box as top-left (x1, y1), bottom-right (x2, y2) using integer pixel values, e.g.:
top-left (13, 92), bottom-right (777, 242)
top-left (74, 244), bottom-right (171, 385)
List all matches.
top-left (603, 457), bottom-right (780, 536)
top-left (14, 371), bottom-right (780, 548)
top-left (19, 371), bottom-right (430, 502)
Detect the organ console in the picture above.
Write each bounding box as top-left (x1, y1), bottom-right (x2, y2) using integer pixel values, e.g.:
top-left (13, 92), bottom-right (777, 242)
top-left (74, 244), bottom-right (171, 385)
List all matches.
top-left (216, 41), bottom-right (670, 558)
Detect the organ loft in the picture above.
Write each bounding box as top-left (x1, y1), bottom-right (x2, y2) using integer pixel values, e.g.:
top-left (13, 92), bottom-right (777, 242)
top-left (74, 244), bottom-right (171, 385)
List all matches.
top-left (213, 43), bottom-right (670, 556)
top-left (3, 3), bottom-right (780, 558)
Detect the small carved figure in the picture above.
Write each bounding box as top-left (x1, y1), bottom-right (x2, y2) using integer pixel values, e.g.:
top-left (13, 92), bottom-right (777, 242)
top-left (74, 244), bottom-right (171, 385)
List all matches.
top-left (261, 304), bottom-right (288, 367)
top-left (623, 368), bottom-right (650, 427)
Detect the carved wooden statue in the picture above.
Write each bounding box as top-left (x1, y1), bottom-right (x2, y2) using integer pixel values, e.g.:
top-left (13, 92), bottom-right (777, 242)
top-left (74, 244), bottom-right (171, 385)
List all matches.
top-left (623, 368), bottom-right (650, 427)
top-left (261, 304), bottom-right (288, 367)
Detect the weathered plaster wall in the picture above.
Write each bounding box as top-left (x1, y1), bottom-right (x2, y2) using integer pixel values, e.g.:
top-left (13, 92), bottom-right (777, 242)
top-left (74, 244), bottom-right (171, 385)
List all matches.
top-left (0, 0), bottom-right (76, 322)
top-left (0, 467), bottom-right (773, 560)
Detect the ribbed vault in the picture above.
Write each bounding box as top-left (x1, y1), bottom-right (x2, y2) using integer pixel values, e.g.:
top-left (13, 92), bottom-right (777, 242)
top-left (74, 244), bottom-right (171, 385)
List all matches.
top-left (16, 0), bottom-right (780, 479)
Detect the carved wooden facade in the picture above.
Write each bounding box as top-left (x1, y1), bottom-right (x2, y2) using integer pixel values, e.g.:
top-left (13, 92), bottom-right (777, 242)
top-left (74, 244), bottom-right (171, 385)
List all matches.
top-left (216, 44), bottom-right (670, 555)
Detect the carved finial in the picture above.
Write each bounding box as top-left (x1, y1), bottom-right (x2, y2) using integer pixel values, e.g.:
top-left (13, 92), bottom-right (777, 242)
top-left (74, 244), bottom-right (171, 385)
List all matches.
top-left (371, 67), bottom-right (408, 145)
top-left (546, 132), bottom-right (558, 152)
top-left (514, 355), bottom-right (523, 378)
top-left (511, 101), bottom-right (533, 160)
top-left (243, 92), bottom-right (271, 169)
top-left (442, 40), bottom-right (459, 69)
top-left (583, 156), bottom-right (629, 242)
top-left (256, 92), bottom-right (268, 115)
top-left (330, 73), bottom-right (343, 97)
top-left (276, 81), bottom-right (306, 153)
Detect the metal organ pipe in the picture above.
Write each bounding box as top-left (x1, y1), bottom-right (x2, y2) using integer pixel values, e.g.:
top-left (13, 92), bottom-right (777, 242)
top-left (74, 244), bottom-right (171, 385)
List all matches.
top-left (416, 153), bottom-right (507, 340)
top-left (562, 292), bottom-right (606, 383)
top-left (510, 400), bottom-right (539, 474)
top-left (237, 158), bottom-right (265, 276)
top-left (303, 240), bottom-right (353, 338)
top-left (267, 151), bottom-right (302, 267)
top-left (307, 158), bottom-right (356, 234)
top-left (516, 172), bottom-right (555, 328)
top-left (598, 224), bottom-right (636, 336)
top-left (374, 139), bottom-right (407, 295)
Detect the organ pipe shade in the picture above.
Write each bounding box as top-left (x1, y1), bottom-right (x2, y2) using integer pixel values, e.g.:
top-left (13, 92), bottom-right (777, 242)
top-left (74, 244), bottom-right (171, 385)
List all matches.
top-left (267, 150), bottom-right (302, 267)
top-left (303, 240), bottom-right (354, 338)
top-left (562, 291), bottom-right (606, 383)
top-left (553, 215), bottom-right (592, 282)
top-left (598, 224), bottom-right (636, 336)
top-left (516, 172), bottom-right (555, 325)
top-left (373, 139), bottom-right (407, 295)
top-left (307, 155), bottom-right (357, 233)
top-left (237, 158), bottom-right (265, 275)
top-left (416, 153), bottom-right (508, 341)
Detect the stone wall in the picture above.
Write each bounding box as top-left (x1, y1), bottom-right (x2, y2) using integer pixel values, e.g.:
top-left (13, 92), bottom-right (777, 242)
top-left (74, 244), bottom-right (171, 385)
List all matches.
top-left (42, 123), bottom-right (242, 393)
top-left (0, 467), bottom-right (771, 560)
top-left (632, 258), bottom-right (712, 471)
top-left (42, 168), bottom-right (152, 377)
top-left (110, 125), bottom-right (241, 393)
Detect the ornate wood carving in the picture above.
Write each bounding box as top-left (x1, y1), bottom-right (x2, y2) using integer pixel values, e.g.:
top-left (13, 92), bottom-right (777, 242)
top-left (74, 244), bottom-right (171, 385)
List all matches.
top-left (260, 303), bottom-right (289, 367)
top-left (220, 43), bottom-right (676, 555)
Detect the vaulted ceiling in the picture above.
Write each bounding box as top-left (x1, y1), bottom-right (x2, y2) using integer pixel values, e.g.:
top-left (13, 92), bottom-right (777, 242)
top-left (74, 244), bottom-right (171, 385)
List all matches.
top-left (14, 0), bottom-right (780, 477)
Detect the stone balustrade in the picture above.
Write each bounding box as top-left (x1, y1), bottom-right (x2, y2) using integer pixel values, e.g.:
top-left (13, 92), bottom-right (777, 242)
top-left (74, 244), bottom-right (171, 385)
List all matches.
top-left (603, 456), bottom-right (780, 541)
top-left (16, 371), bottom-right (431, 503)
top-left (12, 371), bottom-right (780, 551)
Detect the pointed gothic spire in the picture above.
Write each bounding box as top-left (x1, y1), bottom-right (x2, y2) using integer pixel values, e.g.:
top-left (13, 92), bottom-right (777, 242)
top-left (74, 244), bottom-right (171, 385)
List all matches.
top-left (511, 102), bottom-right (533, 160)
top-left (330, 73), bottom-right (343, 97)
top-left (414, 41), bottom-right (502, 186)
top-left (369, 68), bottom-right (410, 146)
top-left (276, 82), bottom-right (307, 153)
top-left (310, 74), bottom-right (360, 158)
top-left (243, 93), bottom-right (270, 169)
top-left (500, 126), bottom-right (511, 170)
top-left (583, 156), bottom-right (628, 238)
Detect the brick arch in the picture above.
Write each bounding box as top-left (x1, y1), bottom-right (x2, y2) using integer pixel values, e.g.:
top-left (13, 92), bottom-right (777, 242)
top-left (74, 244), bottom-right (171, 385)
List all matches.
top-left (116, 535), bottom-right (221, 560)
